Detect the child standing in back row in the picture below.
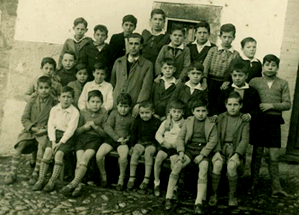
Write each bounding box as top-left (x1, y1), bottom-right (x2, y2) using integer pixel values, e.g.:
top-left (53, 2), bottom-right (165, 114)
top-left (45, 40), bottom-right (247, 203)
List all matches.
top-left (249, 54), bottom-right (291, 196)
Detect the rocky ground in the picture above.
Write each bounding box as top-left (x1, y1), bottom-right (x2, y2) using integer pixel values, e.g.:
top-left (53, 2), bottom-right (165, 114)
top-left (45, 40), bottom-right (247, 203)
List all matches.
top-left (0, 155), bottom-right (299, 215)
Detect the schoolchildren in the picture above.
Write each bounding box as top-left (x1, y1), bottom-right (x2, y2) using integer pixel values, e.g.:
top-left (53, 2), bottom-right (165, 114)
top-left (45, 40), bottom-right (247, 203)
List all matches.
top-left (57, 50), bottom-right (77, 86)
top-left (141, 9), bottom-right (170, 67)
top-left (79, 24), bottom-right (112, 81)
top-left (24, 57), bottom-right (62, 102)
top-left (109, 14), bottom-right (137, 64)
top-left (187, 20), bottom-right (216, 64)
top-left (249, 54), bottom-right (291, 196)
top-left (58, 17), bottom-right (92, 69)
top-left (164, 99), bottom-right (217, 214)
top-left (170, 62), bottom-right (208, 117)
top-left (110, 33), bottom-right (153, 117)
top-left (224, 37), bottom-right (262, 85)
top-left (67, 63), bottom-right (89, 107)
top-left (5, 76), bottom-right (56, 185)
top-left (154, 99), bottom-right (185, 197)
top-left (127, 101), bottom-right (161, 190)
top-left (96, 93), bottom-right (134, 190)
top-left (209, 91), bottom-right (249, 207)
top-left (61, 90), bottom-right (108, 197)
top-left (212, 60), bottom-right (260, 119)
top-left (78, 62), bottom-right (113, 112)
top-left (151, 58), bottom-right (177, 120)
top-left (156, 25), bottom-right (191, 82)
top-left (202, 23), bottom-right (240, 115)
top-left (32, 86), bottom-right (80, 192)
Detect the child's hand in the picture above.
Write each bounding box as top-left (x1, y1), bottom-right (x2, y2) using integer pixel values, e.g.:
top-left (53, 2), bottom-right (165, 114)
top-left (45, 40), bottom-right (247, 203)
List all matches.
top-left (132, 104), bottom-right (139, 118)
top-left (241, 113), bottom-right (251, 122)
top-left (121, 137), bottom-right (130, 145)
top-left (52, 141), bottom-right (62, 154)
top-left (194, 154), bottom-right (204, 164)
top-left (220, 81), bottom-right (230, 90)
top-left (210, 115), bottom-right (218, 123)
top-left (35, 128), bottom-right (47, 136)
top-left (117, 137), bottom-right (125, 143)
top-left (177, 152), bottom-right (186, 163)
top-left (259, 103), bottom-right (274, 112)
top-left (154, 75), bottom-right (162, 83)
top-left (30, 127), bottom-right (39, 133)
top-left (212, 152), bottom-right (223, 163)
top-left (83, 121), bottom-right (93, 130)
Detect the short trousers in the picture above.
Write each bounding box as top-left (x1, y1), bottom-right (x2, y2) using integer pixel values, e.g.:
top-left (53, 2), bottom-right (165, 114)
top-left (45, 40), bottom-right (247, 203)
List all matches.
top-left (75, 133), bottom-right (104, 151)
top-left (157, 146), bottom-right (177, 157)
top-left (185, 147), bottom-right (209, 162)
top-left (105, 136), bottom-right (123, 149)
top-left (46, 130), bottom-right (74, 154)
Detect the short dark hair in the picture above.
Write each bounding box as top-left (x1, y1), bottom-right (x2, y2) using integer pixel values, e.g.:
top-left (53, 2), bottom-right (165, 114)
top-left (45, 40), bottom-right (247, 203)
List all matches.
top-left (63, 50), bottom-right (76, 60)
top-left (117, 93), bottom-right (132, 106)
top-left (73, 17), bottom-right (88, 28)
top-left (195, 20), bottom-right (210, 34)
top-left (76, 63), bottom-right (87, 73)
top-left (139, 100), bottom-right (154, 110)
top-left (93, 62), bottom-right (107, 74)
top-left (61, 86), bottom-right (75, 98)
top-left (128, 33), bottom-right (143, 44)
top-left (41, 57), bottom-right (56, 70)
top-left (161, 58), bottom-right (175, 67)
top-left (263, 54), bottom-right (280, 67)
top-left (225, 91), bottom-right (243, 104)
top-left (37, 76), bottom-right (51, 87)
top-left (171, 25), bottom-right (185, 35)
top-left (220, 23), bottom-right (236, 37)
top-left (188, 61), bottom-right (204, 73)
top-left (241, 37), bottom-right (256, 48)
top-left (168, 99), bottom-right (185, 111)
top-left (87, 90), bottom-right (103, 102)
top-left (150, 9), bottom-right (166, 20)
top-left (230, 60), bottom-right (248, 75)
top-left (93, 24), bottom-right (108, 36)
top-left (122, 14), bottom-right (137, 27)
top-left (191, 99), bottom-right (208, 111)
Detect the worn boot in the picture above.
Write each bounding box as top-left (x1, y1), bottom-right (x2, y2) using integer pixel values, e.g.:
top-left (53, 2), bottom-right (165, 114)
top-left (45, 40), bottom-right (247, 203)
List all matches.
top-left (269, 161), bottom-right (288, 197)
top-left (228, 175), bottom-right (238, 207)
top-left (209, 173), bottom-right (221, 206)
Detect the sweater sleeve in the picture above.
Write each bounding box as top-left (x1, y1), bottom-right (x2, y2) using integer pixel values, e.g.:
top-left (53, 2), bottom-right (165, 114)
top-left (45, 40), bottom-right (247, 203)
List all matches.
top-left (179, 47), bottom-right (191, 80)
top-left (21, 100), bottom-right (34, 131)
top-left (104, 111), bottom-right (119, 141)
top-left (235, 122), bottom-right (250, 156)
top-left (176, 120), bottom-right (187, 153)
top-left (272, 81), bottom-right (291, 111)
top-left (200, 123), bottom-right (218, 157)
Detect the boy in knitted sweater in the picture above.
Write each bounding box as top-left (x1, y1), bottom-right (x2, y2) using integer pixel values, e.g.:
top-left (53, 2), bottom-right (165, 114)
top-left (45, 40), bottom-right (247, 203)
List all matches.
top-left (249, 54), bottom-right (291, 196)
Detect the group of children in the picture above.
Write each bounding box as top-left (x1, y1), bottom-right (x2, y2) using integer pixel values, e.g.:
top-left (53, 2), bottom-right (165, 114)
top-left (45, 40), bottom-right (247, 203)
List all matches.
top-left (5, 8), bottom-right (292, 215)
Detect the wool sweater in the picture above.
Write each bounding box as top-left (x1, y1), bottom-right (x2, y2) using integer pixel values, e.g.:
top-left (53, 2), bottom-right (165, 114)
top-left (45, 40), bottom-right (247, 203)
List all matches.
top-left (57, 67), bottom-right (77, 86)
top-left (67, 80), bottom-right (85, 108)
top-left (249, 76), bottom-right (291, 116)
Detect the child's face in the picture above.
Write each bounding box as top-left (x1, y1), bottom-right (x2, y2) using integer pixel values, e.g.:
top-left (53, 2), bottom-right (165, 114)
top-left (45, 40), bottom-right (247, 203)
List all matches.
top-left (195, 27), bottom-right (209, 45)
top-left (192, 106), bottom-right (208, 121)
top-left (88, 96), bottom-right (102, 112)
top-left (122, 21), bottom-right (136, 36)
top-left (170, 30), bottom-right (184, 47)
top-left (128, 37), bottom-right (142, 57)
top-left (59, 92), bottom-right (73, 109)
top-left (169, 108), bottom-right (184, 121)
top-left (188, 69), bottom-right (203, 85)
top-left (117, 103), bottom-right (131, 116)
top-left (93, 69), bottom-right (106, 84)
top-left (161, 63), bottom-right (175, 79)
top-left (242, 42), bottom-right (256, 59)
top-left (220, 31), bottom-right (235, 48)
top-left (225, 98), bottom-right (242, 116)
top-left (139, 107), bottom-right (154, 121)
top-left (150, 14), bottom-right (165, 31)
top-left (231, 71), bottom-right (248, 87)
top-left (37, 82), bottom-right (51, 98)
top-left (62, 53), bottom-right (76, 71)
top-left (94, 30), bottom-right (107, 45)
top-left (262, 61), bottom-right (278, 78)
top-left (41, 63), bottom-right (55, 77)
top-left (73, 23), bottom-right (87, 40)
top-left (76, 69), bottom-right (88, 84)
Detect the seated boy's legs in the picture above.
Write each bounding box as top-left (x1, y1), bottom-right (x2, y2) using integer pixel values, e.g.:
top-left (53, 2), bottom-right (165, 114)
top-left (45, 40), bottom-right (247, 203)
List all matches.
top-left (250, 145), bottom-right (263, 190)
top-left (196, 160), bottom-right (209, 206)
top-left (117, 144), bottom-right (129, 190)
top-left (96, 143), bottom-right (113, 186)
top-left (154, 150), bottom-right (168, 189)
top-left (209, 153), bottom-right (224, 206)
top-left (5, 139), bottom-right (38, 184)
top-left (140, 145), bottom-right (156, 189)
top-left (127, 144), bottom-right (145, 189)
top-left (227, 154), bottom-right (241, 206)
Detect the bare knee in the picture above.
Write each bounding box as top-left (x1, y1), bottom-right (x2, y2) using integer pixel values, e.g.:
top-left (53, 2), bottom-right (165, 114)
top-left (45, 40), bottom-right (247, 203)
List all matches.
top-left (198, 161), bottom-right (209, 179)
top-left (227, 161), bottom-right (237, 177)
top-left (172, 162), bottom-right (183, 175)
top-left (213, 160), bottom-right (223, 174)
top-left (54, 151), bottom-right (64, 163)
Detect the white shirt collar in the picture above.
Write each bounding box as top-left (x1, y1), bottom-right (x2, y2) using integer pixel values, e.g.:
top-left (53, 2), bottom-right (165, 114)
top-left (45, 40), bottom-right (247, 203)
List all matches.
top-left (185, 80), bottom-right (203, 90)
top-left (232, 83), bottom-right (249, 89)
top-left (92, 80), bottom-right (107, 87)
top-left (168, 43), bottom-right (185, 50)
top-left (72, 35), bottom-right (86, 43)
top-left (57, 103), bottom-right (73, 113)
top-left (161, 76), bottom-right (176, 86)
top-left (218, 45), bottom-right (234, 53)
top-left (192, 40), bottom-right (211, 47)
top-left (148, 28), bottom-right (166, 36)
top-left (240, 52), bottom-right (259, 62)
top-left (128, 54), bottom-right (139, 63)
